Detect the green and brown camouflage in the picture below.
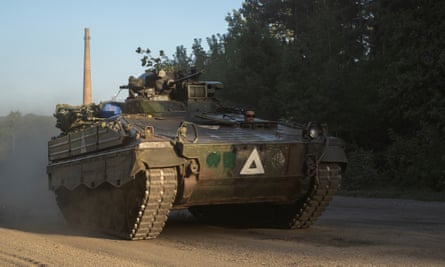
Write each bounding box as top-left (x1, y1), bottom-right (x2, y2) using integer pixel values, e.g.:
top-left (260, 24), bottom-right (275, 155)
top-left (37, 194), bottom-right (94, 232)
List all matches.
top-left (47, 69), bottom-right (347, 240)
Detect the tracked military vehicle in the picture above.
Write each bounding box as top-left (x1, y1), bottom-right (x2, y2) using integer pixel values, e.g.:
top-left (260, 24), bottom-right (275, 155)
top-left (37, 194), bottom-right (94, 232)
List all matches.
top-left (47, 67), bottom-right (347, 240)
top-left (47, 31), bottom-right (347, 240)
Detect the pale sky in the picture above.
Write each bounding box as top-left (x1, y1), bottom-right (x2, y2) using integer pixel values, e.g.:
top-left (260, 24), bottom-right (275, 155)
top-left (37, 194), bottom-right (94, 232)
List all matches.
top-left (0, 0), bottom-right (243, 116)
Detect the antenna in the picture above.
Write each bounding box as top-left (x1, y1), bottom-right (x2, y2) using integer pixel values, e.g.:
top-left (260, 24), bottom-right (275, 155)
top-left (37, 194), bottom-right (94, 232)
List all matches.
top-left (83, 28), bottom-right (92, 105)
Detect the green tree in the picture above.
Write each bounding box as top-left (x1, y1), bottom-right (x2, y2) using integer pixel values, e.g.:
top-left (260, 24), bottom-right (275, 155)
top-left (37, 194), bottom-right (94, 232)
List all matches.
top-left (138, 0), bottom-right (444, 192)
top-left (0, 111), bottom-right (23, 157)
top-left (172, 45), bottom-right (192, 73)
top-left (370, 0), bottom-right (445, 191)
top-left (191, 38), bottom-right (208, 72)
top-left (136, 47), bottom-right (173, 72)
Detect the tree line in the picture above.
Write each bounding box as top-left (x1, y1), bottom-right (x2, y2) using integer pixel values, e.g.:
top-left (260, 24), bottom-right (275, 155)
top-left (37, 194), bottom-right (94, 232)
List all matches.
top-left (2, 0), bottom-right (443, 193)
top-left (166, 0), bottom-right (444, 192)
top-left (0, 112), bottom-right (56, 160)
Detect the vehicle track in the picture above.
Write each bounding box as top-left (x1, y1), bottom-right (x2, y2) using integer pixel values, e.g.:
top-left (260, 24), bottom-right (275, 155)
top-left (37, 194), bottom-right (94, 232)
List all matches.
top-left (0, 250), bottom-right (47, 267)
top-left (289, 163), bottom-right (342, 228)
top-left (56, 167), bottom-right (177, 240)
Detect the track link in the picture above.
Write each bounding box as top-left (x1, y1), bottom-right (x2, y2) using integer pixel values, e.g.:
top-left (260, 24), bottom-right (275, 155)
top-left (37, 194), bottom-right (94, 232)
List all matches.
top-left (128, 168), bottom-right (177, 240)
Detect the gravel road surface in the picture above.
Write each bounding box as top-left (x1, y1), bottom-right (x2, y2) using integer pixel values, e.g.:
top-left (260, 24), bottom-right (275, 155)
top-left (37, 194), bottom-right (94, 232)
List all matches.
top-left (1, 196), bottom-right (444, 266)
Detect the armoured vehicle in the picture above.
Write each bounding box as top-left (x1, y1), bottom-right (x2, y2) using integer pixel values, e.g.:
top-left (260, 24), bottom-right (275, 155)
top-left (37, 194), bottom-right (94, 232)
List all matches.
top-left (47, 68), bottom-right (347, 240)
top-left (47, 30), bottom-right (347, 240)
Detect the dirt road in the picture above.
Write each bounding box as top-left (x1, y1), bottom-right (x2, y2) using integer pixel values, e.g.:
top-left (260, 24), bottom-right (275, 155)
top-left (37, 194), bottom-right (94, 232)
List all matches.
top-left (0, 196), bottom-right (444, 266)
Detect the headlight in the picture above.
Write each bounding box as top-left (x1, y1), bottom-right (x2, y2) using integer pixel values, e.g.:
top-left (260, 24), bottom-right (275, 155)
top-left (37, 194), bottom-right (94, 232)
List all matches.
top-left (305, 122), bottom-right (325, 140)
top-left (309, 127), bottom-right (319, 139)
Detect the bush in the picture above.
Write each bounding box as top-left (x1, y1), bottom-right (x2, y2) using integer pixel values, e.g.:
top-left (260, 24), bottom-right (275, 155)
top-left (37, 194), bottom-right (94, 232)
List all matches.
top-left (342, 147), bottom-right (381, 191)
top-left (384, 125), bottom-right (445, 192)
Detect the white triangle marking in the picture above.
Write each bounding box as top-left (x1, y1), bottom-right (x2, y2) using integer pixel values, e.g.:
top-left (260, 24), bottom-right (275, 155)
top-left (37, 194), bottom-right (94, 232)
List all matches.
top-left (240, 148), bottom-right (265, 175)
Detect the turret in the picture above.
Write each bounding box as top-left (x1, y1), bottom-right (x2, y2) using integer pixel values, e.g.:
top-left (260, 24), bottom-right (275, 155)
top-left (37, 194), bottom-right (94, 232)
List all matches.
top-left (118, 70), bottom-right (223, 114)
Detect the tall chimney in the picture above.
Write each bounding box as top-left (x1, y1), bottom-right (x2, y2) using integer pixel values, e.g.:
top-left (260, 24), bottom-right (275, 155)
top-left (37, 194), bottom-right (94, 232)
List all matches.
top-left (83, 28), bottom-right (92, 105)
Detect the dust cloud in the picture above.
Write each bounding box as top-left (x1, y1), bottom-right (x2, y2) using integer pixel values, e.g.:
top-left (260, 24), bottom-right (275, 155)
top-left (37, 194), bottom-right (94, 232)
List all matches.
top-left (0, 116), bottom-right (64, 231)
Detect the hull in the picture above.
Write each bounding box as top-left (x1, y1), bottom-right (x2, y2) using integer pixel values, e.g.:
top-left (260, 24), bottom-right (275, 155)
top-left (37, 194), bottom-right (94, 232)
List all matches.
top-left (48, 114), bottom-right (347, 240)
top-left (49, 141), bottom-right (308, 206)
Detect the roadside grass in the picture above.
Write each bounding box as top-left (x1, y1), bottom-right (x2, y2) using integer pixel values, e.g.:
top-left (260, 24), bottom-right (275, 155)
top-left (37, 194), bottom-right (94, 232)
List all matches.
top-left (339, 188), bottom-right (445, 202)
